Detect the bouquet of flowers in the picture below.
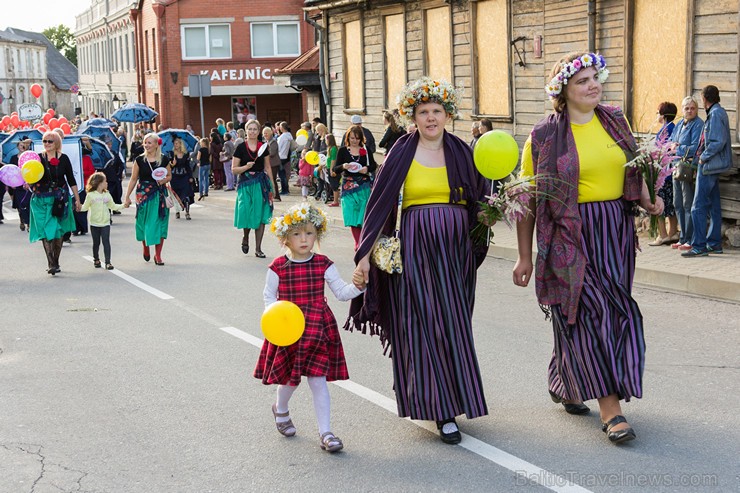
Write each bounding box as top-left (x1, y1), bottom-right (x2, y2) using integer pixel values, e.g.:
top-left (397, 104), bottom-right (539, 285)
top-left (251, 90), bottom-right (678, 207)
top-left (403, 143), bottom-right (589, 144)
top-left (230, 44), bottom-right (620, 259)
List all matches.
top-left (624, 132), bottom-right (676, 238)
top-left (470, 177), bottom-right (536, 247)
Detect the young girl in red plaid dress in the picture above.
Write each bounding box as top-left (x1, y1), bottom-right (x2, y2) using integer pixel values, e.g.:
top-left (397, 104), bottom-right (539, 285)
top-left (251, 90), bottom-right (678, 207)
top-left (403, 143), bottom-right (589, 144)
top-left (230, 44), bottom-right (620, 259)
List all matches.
top-left (254, 203), bottom-right (365, 453)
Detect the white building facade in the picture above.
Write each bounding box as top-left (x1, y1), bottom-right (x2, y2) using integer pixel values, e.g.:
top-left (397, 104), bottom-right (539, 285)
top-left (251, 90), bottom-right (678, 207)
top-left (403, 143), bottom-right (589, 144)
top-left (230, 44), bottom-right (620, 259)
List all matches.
top-left (0, 32), bottom-right (48, 117)
top-left (75, 0), bottom-right (139, 118)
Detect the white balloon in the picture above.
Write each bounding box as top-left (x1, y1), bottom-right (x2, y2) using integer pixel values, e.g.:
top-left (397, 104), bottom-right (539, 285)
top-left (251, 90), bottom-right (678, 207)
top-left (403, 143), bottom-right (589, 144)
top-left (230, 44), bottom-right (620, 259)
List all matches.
top-left (295, 134), bottom-right (308, 146)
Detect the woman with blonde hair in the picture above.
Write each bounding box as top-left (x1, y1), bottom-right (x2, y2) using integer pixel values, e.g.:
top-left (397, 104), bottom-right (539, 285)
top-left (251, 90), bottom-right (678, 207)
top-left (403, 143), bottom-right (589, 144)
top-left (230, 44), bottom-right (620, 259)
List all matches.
top-left (124, 133), bottom-right (172, 265)
top-left (170, 138), bottom-right (195, 220)
top-left (28, 131), bottom-right (81, 275)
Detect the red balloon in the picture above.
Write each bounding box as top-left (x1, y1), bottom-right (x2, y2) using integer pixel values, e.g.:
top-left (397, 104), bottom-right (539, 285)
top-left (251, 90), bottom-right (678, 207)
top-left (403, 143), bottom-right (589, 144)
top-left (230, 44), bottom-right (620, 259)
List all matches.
top-left (1, 116), bottom-right (9, 126)
top-left (34, 122), bottom-right (42, 129)
top-left (38, 126), bottom-right (47, 133)
top-left (47, 108), bottom-right (55, 117)
top-left (43, 113), bottom-right (52, 125)
top-left (60, 123), bottom-right (71, 135)
top-left (58, 116), bottom-right (68, 125)
top-left (30, 84), bottom-right (43, 99)
top-left (10, 115), bottom-right (20, 127)
top-left (48, 118), bottom-right (59, 129)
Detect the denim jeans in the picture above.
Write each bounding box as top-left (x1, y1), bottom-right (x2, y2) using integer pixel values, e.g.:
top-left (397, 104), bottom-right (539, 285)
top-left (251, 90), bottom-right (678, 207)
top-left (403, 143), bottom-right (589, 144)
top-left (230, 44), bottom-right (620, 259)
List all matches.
top-left (690, 170), bottom-right (722, 251)
top-left (199, 164), bottom-right (211, 195)
top-left (278, 158), bottom-right (290, 194)
top-left (673, 178), bottom-right (695, 244)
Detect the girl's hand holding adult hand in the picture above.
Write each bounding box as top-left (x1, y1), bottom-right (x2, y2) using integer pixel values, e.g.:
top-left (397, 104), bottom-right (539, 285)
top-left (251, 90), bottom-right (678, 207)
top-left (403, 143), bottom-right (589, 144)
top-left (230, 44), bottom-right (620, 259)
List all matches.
top-left (352, 270), bottom-right (366, 290)
top-left (124, 197), bottom-right (131, 208)
top-left (512, 257), bottom-right (533, 287)
top-left (354, 255), bottom-right (371, 287)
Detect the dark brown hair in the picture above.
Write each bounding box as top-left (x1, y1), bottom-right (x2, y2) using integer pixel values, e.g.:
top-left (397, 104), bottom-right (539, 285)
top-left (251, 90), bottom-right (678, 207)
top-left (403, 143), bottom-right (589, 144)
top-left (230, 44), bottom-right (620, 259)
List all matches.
top-left (701, 85), bottom-right (720, 105)
top-left (657, 102), bottom-right (678, 123)
top-left (343, 125), bottom-right (365, 146)
top-left (549, 51), bottom-right (590, 113)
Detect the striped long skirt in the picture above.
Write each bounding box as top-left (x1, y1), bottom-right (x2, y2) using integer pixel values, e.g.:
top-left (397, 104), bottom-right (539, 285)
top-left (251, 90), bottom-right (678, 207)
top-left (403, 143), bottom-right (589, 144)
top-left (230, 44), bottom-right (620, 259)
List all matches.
top-left (388, 204), bottom-right (488, 421)
top-left (548, 199), bottom-right (645, 403)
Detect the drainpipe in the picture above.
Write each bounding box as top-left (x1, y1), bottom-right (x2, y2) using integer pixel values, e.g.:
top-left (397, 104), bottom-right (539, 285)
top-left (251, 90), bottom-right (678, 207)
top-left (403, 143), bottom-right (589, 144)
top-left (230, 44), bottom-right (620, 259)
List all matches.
top-left (304, 11), bottom-right (330, 125)
top-left (588, 1), bottom-right (596, 52)
top-left (152, 1), bottom-right (170, 127)
top-left (130, 8), bottom-right (144, 104)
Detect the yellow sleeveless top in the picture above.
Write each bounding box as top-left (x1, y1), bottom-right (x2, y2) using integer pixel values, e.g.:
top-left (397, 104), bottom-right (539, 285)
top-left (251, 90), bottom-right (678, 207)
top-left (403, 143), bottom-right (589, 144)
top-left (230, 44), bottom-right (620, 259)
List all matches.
top-left (402, 159), bottom-right (466, 209)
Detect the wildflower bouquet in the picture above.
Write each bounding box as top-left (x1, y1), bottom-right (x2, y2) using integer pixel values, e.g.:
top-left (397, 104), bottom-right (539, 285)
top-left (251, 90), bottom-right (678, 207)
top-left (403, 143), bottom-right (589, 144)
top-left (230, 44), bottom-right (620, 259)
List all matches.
top-left (470, 178), bottom-right (536, 247)
top-left (624, 132), bottom-right (676, 238)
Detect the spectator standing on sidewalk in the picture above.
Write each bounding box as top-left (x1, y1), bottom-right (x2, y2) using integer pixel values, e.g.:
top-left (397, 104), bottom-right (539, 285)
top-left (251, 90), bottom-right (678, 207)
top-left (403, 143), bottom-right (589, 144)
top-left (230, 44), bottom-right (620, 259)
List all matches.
top-left (277, 122), bottom-right (294, 195)
top-left (469, 121), bottom-right (481, 149)
top-left (648, 101), bottom-right (679, 246)
top-left (350, 115), bottom-right (376, 155)
top-left (682, 85), bottom-right (732, 257)
top-left (222, 133), bottom-right (236, 191)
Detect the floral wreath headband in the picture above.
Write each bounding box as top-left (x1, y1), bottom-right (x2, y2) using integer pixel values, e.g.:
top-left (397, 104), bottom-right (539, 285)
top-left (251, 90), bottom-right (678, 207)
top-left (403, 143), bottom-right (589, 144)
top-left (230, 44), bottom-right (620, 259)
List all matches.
top-left (396, 77), bottom-right (462, 124)
top-left (270, 203), bottom-right (328, 241)
top-left (545, 53), bottom-right (609, 98)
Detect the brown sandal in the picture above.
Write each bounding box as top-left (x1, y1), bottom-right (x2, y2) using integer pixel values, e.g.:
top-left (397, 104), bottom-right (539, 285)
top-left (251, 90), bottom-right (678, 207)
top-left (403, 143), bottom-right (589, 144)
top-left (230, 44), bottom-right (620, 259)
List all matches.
top-left (271, 404), bottom-right (296, 437)
top-left (319, 432), bottom-right (343, 452)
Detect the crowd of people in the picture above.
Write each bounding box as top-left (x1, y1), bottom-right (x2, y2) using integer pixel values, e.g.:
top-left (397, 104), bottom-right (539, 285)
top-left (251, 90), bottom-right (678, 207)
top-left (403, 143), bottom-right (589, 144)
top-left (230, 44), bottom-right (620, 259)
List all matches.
top-left (2, 51), bottom-right (734, 456)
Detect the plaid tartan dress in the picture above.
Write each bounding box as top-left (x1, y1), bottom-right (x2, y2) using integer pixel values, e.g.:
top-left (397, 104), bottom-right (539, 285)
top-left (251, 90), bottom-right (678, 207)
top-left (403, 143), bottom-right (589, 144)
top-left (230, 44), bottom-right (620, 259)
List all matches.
top-left (254, 254), bottom-right (349, 386)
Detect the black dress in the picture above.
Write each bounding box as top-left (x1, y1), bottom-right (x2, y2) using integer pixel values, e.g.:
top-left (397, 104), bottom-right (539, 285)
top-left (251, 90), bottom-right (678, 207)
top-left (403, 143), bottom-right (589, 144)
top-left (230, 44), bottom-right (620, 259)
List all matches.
top-left (170, 154), bottom-right (195, 205)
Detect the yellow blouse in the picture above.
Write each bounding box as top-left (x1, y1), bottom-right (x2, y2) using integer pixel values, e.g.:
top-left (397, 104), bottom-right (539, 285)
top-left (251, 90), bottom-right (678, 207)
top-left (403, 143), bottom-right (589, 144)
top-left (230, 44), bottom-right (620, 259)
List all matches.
top-left (402, 159), bottom-right (466, 209)
top-left (521, 116), bottom-right (627, 203)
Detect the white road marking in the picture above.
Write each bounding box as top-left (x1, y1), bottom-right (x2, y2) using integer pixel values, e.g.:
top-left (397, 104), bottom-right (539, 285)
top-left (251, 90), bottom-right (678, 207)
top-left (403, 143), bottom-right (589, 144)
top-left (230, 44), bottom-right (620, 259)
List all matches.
top-left (82, 255), bottom-right (173, 300)
top-left (218, 325), bottom-right (592, 493)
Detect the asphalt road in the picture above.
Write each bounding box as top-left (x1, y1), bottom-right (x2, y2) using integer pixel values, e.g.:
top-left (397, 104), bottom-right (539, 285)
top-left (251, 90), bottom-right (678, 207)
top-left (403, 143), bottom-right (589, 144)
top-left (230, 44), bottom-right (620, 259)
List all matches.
top-left (1, 196), bottom-right (739, 493)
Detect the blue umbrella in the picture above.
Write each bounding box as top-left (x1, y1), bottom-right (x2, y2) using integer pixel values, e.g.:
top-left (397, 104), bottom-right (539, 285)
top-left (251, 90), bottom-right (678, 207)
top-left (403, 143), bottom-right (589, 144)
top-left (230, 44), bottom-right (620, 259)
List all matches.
top-left (111, 103), bottom-right (158, 123)
top-left (158, 129), bottom-right (198, 156)
top-left (80, 125), bottom-right (120, 156)
top-left (77, 118), bottom-right (116, 134)
top-left (1, 130), bottom-right (43, 164)
top-left (66, 135), bottom-right (115, 170)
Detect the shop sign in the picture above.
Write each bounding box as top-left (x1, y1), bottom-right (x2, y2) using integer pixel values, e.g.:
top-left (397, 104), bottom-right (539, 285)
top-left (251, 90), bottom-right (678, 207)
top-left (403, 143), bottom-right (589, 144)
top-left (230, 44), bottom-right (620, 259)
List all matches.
top-left (19, 103), bottom-right (44, 121)
top-left (201, 68), bottom-right (272, 82)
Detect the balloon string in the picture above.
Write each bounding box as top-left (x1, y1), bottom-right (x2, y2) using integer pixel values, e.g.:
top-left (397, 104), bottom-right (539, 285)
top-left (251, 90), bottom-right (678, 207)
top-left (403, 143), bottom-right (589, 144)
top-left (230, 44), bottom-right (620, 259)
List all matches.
top-left (486, 180), bottom-right (494, 245)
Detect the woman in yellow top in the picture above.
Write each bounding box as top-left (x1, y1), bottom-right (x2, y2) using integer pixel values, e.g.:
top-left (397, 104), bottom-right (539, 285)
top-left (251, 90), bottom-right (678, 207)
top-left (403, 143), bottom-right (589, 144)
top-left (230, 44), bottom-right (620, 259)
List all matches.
top-left (513, 52), bottom-right (663, 444)
top-left (348, 77), bottom-right (489, 445)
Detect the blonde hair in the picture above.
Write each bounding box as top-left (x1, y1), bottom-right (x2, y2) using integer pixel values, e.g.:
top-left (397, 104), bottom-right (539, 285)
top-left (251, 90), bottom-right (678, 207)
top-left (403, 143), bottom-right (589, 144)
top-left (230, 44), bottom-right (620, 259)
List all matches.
top-left (173, 138), bottom-right (187, 155)
top-left (262, 127), bottom-right (273, 139)
top-left (143, 132), bottom-right (162, 163)
top-left (86, 171), bottom-right (106, 192)
top-left (42, 131), bottom-right (62, 152)
top-left (245, 119), bottom-right (261, 131)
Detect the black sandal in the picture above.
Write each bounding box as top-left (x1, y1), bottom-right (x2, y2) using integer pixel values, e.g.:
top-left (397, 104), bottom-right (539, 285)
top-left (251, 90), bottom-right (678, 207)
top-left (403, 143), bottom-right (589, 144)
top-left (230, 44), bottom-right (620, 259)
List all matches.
top-left (436, 418), bottom-right (461, 445)
top-left (549, 390), bottom-right (590, 415)
top-left (601, 415), bottom-right (636, 444)
top-left (105, 263), bottom-right (114, 270)
top-left (255, 251), bottom-right (266, 258)
top-left (93, 259), bottom-right (101, 268)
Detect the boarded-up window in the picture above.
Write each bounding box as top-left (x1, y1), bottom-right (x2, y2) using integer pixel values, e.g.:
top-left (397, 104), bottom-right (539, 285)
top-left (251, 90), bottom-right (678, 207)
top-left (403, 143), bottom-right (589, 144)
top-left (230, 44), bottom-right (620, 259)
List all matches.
top-left (425, 7), bottom-right (452, 82)
top-left (343, 20), bottom-right (364, 110)
top-left (475, 0), bottom-right (511, 116)
top-left (631, 0), bottom-right (688, 132)
top-left (384, 13), bottom-right (406, 108)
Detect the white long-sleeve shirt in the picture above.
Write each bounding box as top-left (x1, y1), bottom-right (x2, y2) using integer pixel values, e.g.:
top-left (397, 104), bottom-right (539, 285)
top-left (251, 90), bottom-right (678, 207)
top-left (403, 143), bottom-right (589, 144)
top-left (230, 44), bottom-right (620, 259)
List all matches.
top-left (277, 132), bottom-right (294, 160)
top-left (263, 255), bottom-right (364, 308)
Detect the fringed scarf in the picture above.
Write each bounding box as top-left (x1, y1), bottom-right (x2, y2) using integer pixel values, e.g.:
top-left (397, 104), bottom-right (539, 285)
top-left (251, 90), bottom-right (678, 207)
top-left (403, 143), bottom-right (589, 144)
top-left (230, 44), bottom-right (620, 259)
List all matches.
top-left (530, 104), bottom-right (641, 325)
top-left (344, 130), bottom-right (489, 353)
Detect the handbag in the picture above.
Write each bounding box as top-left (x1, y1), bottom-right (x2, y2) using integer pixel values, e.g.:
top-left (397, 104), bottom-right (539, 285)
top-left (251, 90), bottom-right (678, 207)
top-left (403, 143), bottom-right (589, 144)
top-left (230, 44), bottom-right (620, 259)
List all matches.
top-left (219, 151), bottom-right (229, 162)
top-left (51, 195), bottom-right (66, 218)
top-left (370, 189), bottom-right (403, 274)
top-left (672, 158), bottom-right (695, 182)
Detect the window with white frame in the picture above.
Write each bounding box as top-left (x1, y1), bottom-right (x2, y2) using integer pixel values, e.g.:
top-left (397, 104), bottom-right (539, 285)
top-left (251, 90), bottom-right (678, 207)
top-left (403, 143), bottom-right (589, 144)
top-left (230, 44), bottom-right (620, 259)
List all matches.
top-left (181, 24), bottom-right (231, 59)
top-left (250, 22), bottom-right (300, 58)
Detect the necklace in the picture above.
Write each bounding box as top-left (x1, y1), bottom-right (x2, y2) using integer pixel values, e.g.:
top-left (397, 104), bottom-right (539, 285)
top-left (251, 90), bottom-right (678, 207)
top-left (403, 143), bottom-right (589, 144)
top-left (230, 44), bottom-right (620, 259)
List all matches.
top-left (246, 140), bottom-right (259, 159)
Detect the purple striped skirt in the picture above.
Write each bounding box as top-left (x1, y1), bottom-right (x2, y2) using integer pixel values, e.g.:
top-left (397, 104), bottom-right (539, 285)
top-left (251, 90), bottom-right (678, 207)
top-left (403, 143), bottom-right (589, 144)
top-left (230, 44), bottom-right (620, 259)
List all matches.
top-left (548, 199), bottom-right (645, 402)
top-left (388, 204), bottom-right (488, 421)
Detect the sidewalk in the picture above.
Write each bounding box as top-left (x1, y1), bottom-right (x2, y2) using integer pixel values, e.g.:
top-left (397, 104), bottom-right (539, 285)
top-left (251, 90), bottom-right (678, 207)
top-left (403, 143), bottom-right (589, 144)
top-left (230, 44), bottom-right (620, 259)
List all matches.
top-left (203, 186), bottom-right (740, 303)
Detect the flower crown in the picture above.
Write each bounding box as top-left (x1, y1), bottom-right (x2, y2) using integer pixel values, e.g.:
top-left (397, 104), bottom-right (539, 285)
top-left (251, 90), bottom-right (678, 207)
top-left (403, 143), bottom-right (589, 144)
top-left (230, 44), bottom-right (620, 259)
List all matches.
top-left (396, 77), bottom-right (461, 123)
top-left (545, 53), bottom-right (609, 98)
top-left (270, 203), bottom-right (328, 240)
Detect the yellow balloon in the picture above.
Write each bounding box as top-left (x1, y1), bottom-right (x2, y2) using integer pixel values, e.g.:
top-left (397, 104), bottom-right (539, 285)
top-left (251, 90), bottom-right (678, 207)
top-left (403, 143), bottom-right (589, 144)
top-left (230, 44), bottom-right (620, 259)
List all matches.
top-left (261, 301), bottom-right (305, 347)
top-left (305, 151), bottom-right (320, 165)
top-left (21, 160), bottom-right (44, 184)
top-left (473, 130), bottom-right (520, 180)
top-left (296, 129), bottom-right (309, 139)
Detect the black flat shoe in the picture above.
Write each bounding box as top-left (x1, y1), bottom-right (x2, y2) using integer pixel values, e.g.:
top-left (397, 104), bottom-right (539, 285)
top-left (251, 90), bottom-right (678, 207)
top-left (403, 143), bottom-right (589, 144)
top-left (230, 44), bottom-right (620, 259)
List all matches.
top-left (436, 418), bottom-right (461, 445)
top-left (154, 257), bottom-right (164, 266)
top-left (549, 390), bottom-right (590, 415)
top-left (602, 415), bottom-right (636, 444)
top-left (241, 243), bottom-right (249, 254)
top-left (255, 251), bottom-right (266, 258)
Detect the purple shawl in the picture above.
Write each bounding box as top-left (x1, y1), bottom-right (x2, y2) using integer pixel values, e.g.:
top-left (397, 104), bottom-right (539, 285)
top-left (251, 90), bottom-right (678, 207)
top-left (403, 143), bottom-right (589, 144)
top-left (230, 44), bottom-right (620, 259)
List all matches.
top-left (344, 130), bottom-right (489, 351)
top-left (530, 104), bottom-right (641, 325)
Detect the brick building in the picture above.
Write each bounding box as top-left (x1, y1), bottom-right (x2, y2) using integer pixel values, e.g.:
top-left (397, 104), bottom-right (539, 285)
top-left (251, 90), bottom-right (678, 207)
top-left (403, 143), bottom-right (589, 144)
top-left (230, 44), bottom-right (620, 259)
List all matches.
top-left (131, 0), bottom-right (317, 137)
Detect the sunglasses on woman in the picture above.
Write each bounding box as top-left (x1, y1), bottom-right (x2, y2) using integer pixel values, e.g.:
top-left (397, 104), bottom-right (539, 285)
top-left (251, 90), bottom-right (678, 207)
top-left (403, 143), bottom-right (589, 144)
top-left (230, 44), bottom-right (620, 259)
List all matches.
top-left (42, 139), bottom-right (55, 144)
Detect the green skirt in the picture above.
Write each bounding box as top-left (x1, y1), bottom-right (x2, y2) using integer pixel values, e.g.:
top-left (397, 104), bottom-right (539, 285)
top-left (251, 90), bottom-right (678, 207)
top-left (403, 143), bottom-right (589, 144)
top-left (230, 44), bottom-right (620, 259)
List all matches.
top-left (136, 197), bottom-right (169, 246)
top-left (29, 195), bottom-right (75, 242)
top-left (234, 180), bottom-right (272, 229)
top-left (341, 186), bottom-right (371, 228)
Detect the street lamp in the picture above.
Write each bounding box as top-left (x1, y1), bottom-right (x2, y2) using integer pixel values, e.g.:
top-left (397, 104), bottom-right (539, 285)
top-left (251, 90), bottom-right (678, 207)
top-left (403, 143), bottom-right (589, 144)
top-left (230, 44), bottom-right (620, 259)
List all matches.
top-left (112, 94), bottom-right (122, 110)
top-left (8, 95), bottom-right (13, 110)
top-left (77, 92), bottom-right (83, 104)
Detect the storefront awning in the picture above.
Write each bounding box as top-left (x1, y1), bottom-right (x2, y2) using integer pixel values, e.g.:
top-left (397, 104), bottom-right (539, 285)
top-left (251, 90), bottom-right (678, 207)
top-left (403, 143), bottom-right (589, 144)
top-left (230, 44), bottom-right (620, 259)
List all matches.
top-left (273, 46), bottom-right (320, 90)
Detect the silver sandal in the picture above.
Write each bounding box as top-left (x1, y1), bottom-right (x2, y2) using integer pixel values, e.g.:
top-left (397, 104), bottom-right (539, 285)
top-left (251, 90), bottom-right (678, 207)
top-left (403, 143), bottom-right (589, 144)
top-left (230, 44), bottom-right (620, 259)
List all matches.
top-left (271, 404), bottom-right (296, 437)
top-left (319, 432), bottom-right (343, 453)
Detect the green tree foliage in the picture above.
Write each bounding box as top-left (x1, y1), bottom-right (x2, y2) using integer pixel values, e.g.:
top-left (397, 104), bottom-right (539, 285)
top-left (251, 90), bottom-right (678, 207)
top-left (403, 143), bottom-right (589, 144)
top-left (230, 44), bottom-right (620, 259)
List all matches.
top-left (42, 24), bottom-right (78, 67)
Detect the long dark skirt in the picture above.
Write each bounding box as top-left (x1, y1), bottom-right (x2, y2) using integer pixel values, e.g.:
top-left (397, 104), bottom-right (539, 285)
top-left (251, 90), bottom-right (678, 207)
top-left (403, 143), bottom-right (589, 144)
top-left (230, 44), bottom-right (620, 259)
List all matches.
top-left (548, 199), bottom-right (645, 403)
top-left (388, 204), bottom-right (488, 421)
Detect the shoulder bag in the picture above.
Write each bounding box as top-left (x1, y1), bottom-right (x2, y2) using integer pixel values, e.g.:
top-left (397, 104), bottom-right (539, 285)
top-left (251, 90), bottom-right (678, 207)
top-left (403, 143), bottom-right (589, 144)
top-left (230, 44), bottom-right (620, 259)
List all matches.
top-left (370, 190), bottom-right (403, 274)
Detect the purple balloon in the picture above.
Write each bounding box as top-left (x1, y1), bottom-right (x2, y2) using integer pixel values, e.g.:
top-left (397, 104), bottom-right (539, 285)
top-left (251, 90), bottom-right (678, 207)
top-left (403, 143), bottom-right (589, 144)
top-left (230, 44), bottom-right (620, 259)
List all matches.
top-left (18, 150), bottom-right (41, 168)
top-left (0, 165), bottom-right (25, 187)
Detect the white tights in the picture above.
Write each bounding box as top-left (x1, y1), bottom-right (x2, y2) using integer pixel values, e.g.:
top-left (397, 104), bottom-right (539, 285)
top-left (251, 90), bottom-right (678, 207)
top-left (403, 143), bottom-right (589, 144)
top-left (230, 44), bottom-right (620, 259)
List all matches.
top-left (275, 376), bottom-right (331, 435)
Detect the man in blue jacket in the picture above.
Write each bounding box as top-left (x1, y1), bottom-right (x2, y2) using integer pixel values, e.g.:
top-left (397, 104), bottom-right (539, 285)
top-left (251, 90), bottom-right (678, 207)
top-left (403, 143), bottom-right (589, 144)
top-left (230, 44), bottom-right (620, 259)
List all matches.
top-left (682, 85), bottom-right (732, 257)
